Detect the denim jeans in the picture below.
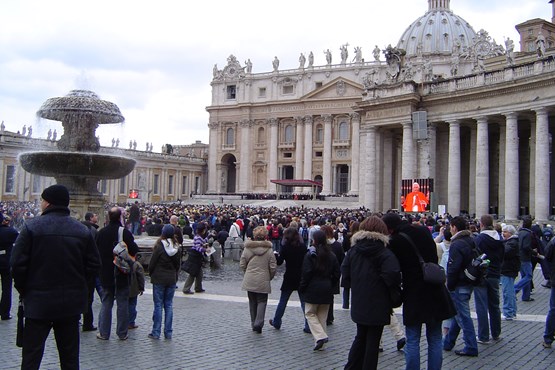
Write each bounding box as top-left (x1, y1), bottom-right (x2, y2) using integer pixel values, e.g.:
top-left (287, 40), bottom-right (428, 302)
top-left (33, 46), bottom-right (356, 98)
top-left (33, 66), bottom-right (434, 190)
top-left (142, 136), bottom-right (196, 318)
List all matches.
top-left (544, 282), bottom-right (555, 345)
top-left (98, 285), bottom-right (130, 339)
top-left (128, 296), bottom-right (138, 325)
top-left (132, 221), bottom-right (140, 236)
top-left (514, 261), bottom-right (533, 301)
top-left (443, 285), bottom-right (478, 355)
top-left (271, 290), bottom-right (308, 331)
top-left (271, 239), bottom-right (281, 253)
top-left (151, 284), bottom-right (175, 339)
top-left (500, 275), bottom-right (517, 319)
top-left (473, 277), bottom-right (501, 341)
top-left (406, 320), bottom-right (443, 370)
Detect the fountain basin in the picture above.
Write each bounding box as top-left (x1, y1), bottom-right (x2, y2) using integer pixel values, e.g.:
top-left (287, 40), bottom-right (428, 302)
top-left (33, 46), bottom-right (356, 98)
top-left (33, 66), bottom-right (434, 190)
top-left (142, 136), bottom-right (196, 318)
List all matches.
top-left (19, 151), bottom-right (136, 194)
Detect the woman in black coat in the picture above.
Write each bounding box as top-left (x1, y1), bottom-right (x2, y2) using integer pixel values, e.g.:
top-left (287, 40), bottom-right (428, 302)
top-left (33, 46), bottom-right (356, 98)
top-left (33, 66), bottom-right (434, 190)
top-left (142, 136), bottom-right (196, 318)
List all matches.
top-left (342, 216), bottom-right (401, 370)
top-left (341, 221), bottom-right (360, 309)
top-left (321, 225), bottom-right (344, 325)
top-left (269, 227), bottom-right (308, 331)
top-left (299, 230), bottom-right (340, 351)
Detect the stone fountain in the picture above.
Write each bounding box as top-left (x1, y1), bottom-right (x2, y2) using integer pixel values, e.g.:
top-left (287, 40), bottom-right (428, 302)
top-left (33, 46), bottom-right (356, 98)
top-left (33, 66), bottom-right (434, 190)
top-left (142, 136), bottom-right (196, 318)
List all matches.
top-left (18, 89), bottom-right (136, 220)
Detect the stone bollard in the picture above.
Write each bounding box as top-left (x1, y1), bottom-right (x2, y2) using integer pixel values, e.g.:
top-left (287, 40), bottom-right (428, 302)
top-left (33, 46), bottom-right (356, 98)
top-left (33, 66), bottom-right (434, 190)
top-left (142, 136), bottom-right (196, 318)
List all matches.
top-left (211, 241), bottom-right (223, 268)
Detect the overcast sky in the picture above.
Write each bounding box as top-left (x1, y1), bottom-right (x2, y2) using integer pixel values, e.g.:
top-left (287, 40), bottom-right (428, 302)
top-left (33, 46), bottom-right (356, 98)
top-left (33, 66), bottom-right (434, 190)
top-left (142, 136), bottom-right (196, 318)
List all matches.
top-left (0, 0), bottom-right (551, 152)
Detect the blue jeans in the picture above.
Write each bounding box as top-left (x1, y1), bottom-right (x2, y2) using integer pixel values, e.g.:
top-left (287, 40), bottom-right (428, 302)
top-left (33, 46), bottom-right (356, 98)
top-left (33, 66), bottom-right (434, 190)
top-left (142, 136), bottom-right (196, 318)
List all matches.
top-left (443, 285), bottom-right (478, 355)
top-left (514, 261), bottom-right (533, 301)
top-left (132, 221), bottom-right (140, 236)
top-left (544, 282), bottom-right (555, 345)
top-left (271, 239), bottom-right (281, 253)
top-left (473, 277), bottom-right (501, 341)
top-left (271, 290), bottom-right (308, 331)
top-left (405, 320), bottom-right (443, 370)
top-left (128, 296), bottom-right (138, 325)
top-left (98, 285), bottom-right (130, 339)
top-left (151, 284), bottom-right (175, 339)
top-left (500, 275), bottom-right (517, 319)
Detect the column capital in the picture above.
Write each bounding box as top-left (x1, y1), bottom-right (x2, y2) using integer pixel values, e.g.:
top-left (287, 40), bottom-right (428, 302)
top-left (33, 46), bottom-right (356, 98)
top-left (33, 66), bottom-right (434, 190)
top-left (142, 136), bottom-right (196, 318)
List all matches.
top-left (502, 112), bottom-right (518, 120)
top-left (304, 115), bottom-right (313, 125)
top-left (350, 112), bottom-right (361, 122)
top-left (401, 121), bottom-right (412, 129)
top-left (448, 120), bottom-right (461, 127)
top-left (474, 116), bottom-right (488, 125)
top-left (367, 126), bottom-right (377, 133)
top-left (268, 118), bottom-right (278, 127)
top-left (295, 116), bottom-right (304, 125)
top-left (239, 119), bottom-right (253, 127)
top-left (208, 121), bottom-right (220, 130)
top-left (534, 107), bottom-right (548, 117)
top-left (322, 114), bottom-right (333, 124)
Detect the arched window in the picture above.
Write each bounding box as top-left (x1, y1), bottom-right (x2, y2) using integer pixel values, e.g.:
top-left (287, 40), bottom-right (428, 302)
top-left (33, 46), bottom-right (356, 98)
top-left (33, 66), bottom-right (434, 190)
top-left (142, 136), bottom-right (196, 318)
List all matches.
top-left (316, 124), bottom-right (323, 143)
top-left (226, 128), bottom-right (234, 145)
top-left (284, 125), bottom-right (294, 143)
top-left (338, 121), bottom-right (349, 140)
top-left (257, 127), bottom-right (265, 143)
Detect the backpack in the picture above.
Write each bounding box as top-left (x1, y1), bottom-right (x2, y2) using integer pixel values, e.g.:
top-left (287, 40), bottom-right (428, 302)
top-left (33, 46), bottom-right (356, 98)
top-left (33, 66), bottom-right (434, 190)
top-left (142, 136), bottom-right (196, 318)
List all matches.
top-left (271, 226), bottom-right (280, 239)
top-left (113, 227), bottom-right (132, 274)
top-left (301, 227), bottom-right (309, 244)
top-left (543, 227), bottom-right (553, 243)
top-left (462, 238), bottom-right (488, 286)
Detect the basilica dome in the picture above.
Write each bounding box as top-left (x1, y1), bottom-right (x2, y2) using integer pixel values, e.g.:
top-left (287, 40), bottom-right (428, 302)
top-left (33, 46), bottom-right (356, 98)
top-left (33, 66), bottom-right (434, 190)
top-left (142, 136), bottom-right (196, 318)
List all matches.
top-left (397, 0), bottom-right (477, 57)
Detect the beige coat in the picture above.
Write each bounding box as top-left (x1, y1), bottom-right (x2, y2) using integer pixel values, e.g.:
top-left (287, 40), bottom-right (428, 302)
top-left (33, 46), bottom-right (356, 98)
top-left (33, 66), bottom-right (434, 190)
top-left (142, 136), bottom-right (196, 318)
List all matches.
top-left (240, 240), bottom-right (277, 294)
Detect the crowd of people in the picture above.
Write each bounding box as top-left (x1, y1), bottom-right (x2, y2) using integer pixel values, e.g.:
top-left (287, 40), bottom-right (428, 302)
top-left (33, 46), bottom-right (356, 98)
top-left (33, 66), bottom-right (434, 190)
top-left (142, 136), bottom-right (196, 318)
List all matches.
top-left (2, 196), bottom-right (555, 369)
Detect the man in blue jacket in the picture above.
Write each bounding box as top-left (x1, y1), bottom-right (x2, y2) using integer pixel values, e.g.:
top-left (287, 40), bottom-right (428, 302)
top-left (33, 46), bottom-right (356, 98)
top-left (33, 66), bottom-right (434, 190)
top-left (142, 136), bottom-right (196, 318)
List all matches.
top-left (11, 184), bottom-right (101, 369)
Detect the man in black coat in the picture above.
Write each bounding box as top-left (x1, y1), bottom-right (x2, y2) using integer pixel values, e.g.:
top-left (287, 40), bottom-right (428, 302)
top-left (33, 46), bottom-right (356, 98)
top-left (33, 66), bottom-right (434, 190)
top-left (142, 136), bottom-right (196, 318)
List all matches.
top-left (96, 206), bottom-right (138, 340)
top-left (11, 185), bottom-right (101, 369)
top-left (383, 213), bottom-right (456, 369)
top-left (0, 213), bottom-right (18, 320)
top-left (81, 212), bottom-right (100, 332)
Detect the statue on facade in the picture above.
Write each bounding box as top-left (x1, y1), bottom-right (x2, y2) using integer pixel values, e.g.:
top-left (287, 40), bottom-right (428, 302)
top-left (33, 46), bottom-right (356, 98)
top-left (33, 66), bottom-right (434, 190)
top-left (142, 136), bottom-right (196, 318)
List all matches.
top-left (363, 68), bottom-right (379, 89)
top-left (111, 138), bottom-right (115, 147)
top-left (505, 37), bottom-right (515, 65)
top-left (423, 59), bottom-right (434, 81)
top-left (324, 49), bottom-right (332, 65)
top-left (115, 138), bottom-right (120, 148)
top-left (383, 44), bottom-right (405, 81)
top-left (1, 121), bottom-right (5, 131)
top-left (22, 125), bottom-right (26, 136)
top-left (450, 52), bottom-right (460, 76)
top-left (52, 129), bottom-right (57, 141)
top-left (27, 126), bottom-right (32, 137)
top-left (299, 53), bottom-right (306, 69)
top-left (308, 51), bottom-right (314, 67)
top-left (272, 56), bottom-right (280, 71)
top-left (47, 129), bottom-right (52, 140)
top-left (133, 140), bottom-right (137, 150)
top-left (353, 46), bottom-right (362, 63)
top-left (129, 140), bottom-right (133, 149)
top-left (245, 59), bottom-right (252, 73)
top-left (340, 43), bottom-right (349, 65)
top-left (373, 45), bottom-right (381, 61)
top-left (536, 31), bottom-right (546, 58)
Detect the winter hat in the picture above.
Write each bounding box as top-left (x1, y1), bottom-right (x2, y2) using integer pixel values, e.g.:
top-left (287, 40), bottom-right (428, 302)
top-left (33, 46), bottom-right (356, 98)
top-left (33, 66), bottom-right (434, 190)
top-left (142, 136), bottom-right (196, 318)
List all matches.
top-left (162, 224), bottom-right (175, 238)
top-left (41, 184), bottom-right (70, 207)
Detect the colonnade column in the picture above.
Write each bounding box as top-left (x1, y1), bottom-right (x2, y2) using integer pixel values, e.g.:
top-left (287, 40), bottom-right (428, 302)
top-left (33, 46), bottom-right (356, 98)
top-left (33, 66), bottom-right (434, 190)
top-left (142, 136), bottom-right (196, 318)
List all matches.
top-left (535, 107), bottom-right (550, 221)
top-left (401, 121), bottom-right (416, 180)
top-left (448, 120), bottom-right (461, 215)
top-left (504, 113), bottom-right (519, 221)
top-left (294, 116), bottom-right (304, 193)
top-left (475, 116), bottom-right (489, 217)
top-left (303, 115), bottom-right (313, 192)
top-left (207, 122), bottom-right (219, 193)
top-left (365, 127), bottom-right (377, 210)
top-left (268, 118), bottom-right (279, 193)
top-left (238, 119), bottom-right (251, 193)
top-left (321, 114), bottom-right (333, 195)
top-left (349, 113), bottom-right (360, 195)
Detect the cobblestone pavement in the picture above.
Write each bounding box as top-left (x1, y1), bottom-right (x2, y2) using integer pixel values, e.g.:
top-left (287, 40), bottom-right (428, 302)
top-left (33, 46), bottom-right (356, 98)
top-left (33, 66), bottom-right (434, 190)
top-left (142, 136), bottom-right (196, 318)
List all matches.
top-left (1, 261), bottom-right (554, 370)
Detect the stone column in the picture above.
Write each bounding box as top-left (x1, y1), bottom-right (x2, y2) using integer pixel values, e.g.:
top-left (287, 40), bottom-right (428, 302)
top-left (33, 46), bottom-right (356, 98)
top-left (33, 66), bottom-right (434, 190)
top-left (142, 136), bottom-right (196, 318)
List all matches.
top-left (303, 115), bottom-right (313, 190)
top-left (268, 118), bottom-right (279, 193)
top-left (349, 113), bottom-right (360, 195)
top-left (294, 116), bottom-right (304, 193)
top-left (468, 126), bottom-right (477, 215)
top-left (207, 122), bottom-right (219, 193)
top-left (535, 108), bottom-right (550, 221)
top-left (401, 121), bottom-right (416, 180)
top-left (448, 120), bottom-right (461, 215)
top-left (504, 112), bottom-right (519, 221)
top-left (238, 119), bottom-right (251, 193)
top-left (365, 127), bottom-right (377, 210)
top-left (321, 114), bottom-right (333, 195)
top-left (475, 116), bottom-right (489, 217)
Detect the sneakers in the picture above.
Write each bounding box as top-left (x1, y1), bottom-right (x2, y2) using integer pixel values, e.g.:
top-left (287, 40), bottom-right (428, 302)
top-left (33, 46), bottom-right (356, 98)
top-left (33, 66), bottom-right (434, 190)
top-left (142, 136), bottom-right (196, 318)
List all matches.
top-left (503, 315), bottom-right (515, 321)
top-left (542, 341), bottom-right (552, 348)
top-left (96, 333), bottom-right (109, 340)
top-left (397, 337), bottom-right (406, 351)
top-left (477, 337), bottom-right (491, 344)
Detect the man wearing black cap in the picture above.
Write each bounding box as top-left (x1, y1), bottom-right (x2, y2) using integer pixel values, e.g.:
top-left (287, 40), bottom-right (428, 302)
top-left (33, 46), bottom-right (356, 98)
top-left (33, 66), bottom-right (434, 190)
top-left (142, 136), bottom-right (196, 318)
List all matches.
top-left (0, 212), bottom-right (18, 320)
top-left (10, 184), bottom-right (101, 369)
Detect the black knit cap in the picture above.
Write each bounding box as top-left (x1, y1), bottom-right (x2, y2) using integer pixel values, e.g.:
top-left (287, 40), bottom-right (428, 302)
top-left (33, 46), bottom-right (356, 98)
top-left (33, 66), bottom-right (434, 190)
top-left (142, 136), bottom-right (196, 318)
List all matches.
top-left (41, 184), bottom-right (70, 207)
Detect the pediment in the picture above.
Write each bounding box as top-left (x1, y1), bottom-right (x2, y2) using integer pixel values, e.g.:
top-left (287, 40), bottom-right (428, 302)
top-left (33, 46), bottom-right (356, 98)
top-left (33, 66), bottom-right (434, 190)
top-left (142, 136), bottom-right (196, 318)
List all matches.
top-left (302, 77), bottom-right (364, 100)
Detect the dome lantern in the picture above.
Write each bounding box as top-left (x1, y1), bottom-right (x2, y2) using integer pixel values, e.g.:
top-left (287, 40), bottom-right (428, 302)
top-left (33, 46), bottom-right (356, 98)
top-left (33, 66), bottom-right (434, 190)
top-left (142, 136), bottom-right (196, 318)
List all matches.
top-left (429, 0), bottom-right (450, 11)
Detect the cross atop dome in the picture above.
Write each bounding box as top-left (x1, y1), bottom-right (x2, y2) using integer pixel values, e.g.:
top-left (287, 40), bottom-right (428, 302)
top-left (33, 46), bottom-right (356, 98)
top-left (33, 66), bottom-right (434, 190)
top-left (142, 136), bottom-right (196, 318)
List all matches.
top-left (429, 0), bottom-right (450, 11)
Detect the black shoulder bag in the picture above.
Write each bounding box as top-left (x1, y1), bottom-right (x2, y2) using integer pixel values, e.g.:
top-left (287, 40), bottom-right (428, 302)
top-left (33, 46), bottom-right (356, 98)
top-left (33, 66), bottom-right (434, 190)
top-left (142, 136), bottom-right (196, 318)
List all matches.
top-left (399, 232), bottom-right (446, 285)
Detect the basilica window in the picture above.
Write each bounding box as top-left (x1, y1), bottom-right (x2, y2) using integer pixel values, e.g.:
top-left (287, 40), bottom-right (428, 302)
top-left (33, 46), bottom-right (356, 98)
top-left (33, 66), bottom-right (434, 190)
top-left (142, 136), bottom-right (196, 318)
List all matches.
top-left (258, 87), bottom-right (266, 98)
top-left (338, 121), bottom-right (349, 140)
top-left (315, 124), bottom-right (323, 143)
top-left (119, 176), bottom-right (126, 194)
top-left (4, 165), bottom-right (15, 193)
top-left (168, 175), bottom-right (174, 194)
top-left (226, 128), bottom-right (235, 145)
top-left (257, 127), bottom-right (265, 144)
top-left (282, 85), bottom-right (294, 95)
top-left (226, 85), bottom-right (236, 99)
top-left (153, 174), bottom-right (160, 195)
top-left (284, 125), bottom-right (294, 143)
